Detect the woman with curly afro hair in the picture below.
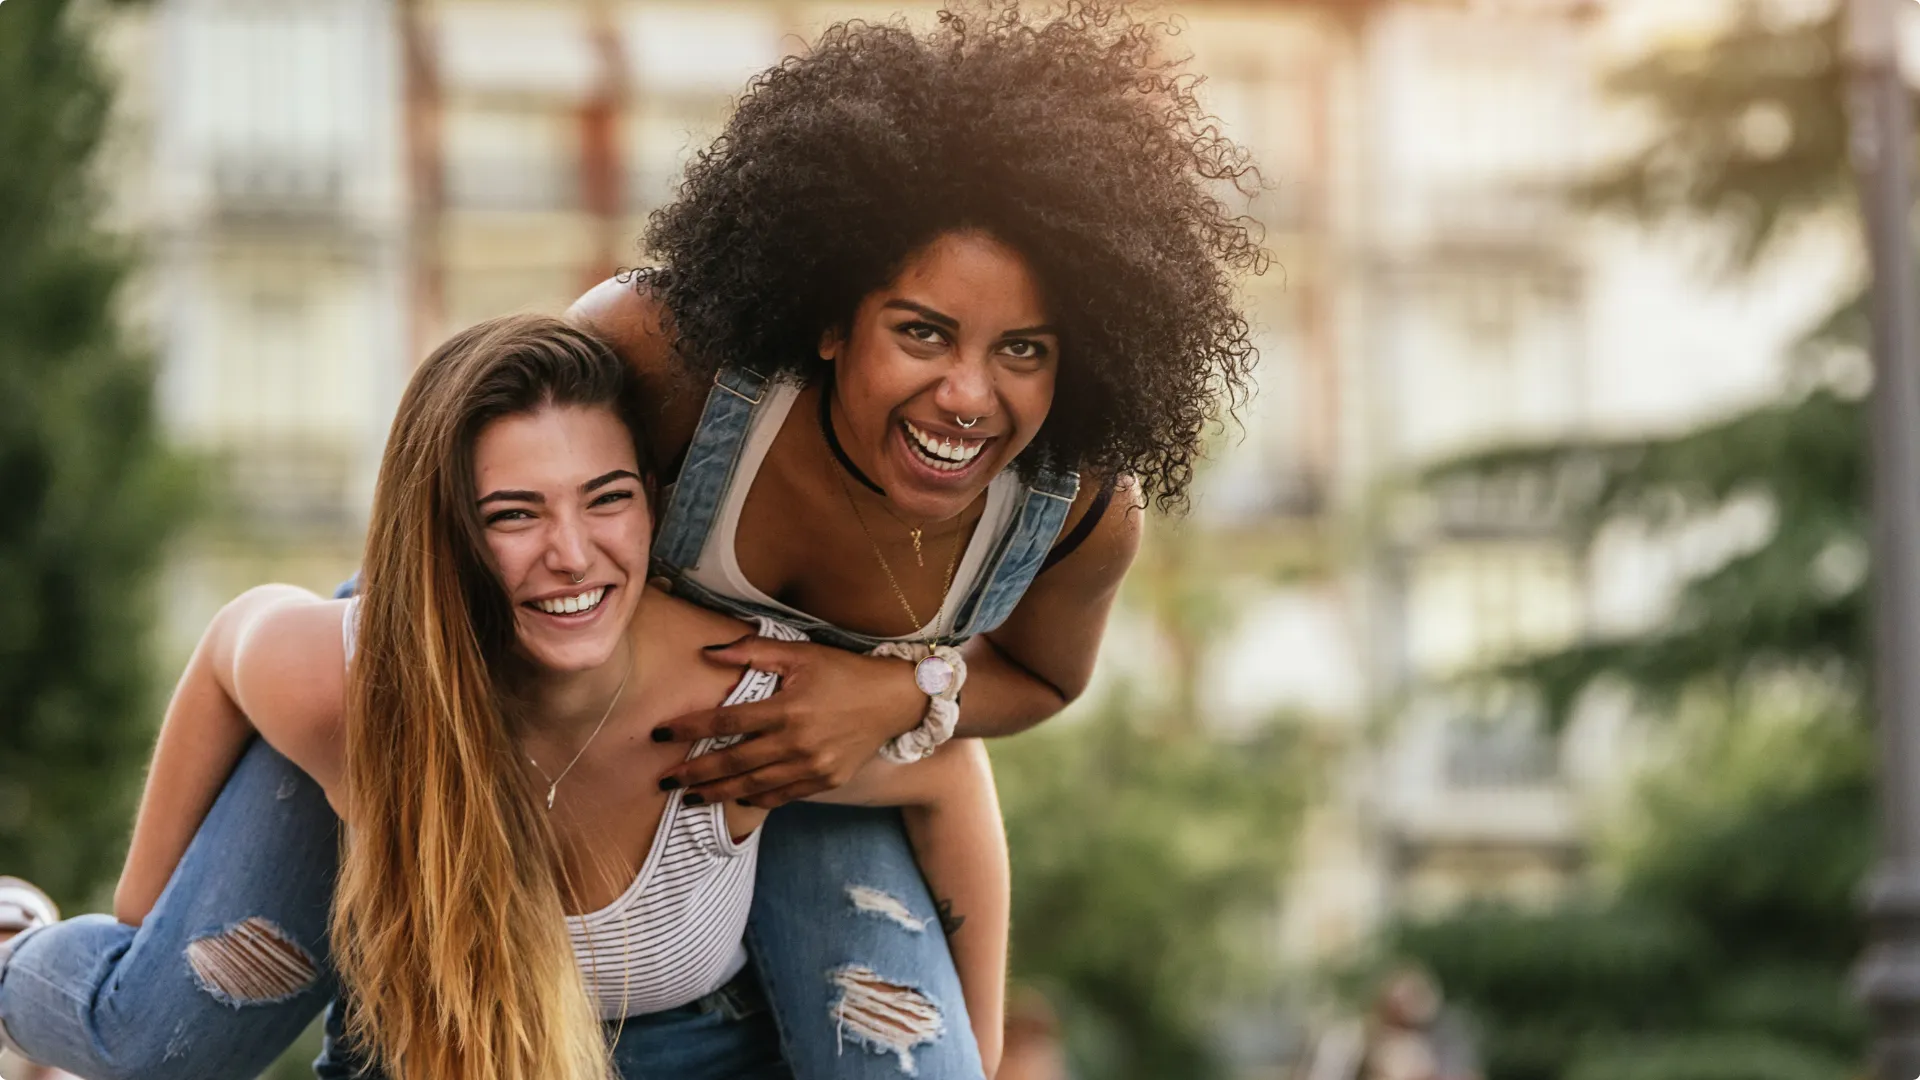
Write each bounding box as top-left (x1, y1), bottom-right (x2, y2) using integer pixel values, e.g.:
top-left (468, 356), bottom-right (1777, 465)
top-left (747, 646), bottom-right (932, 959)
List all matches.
top-left (0, 7), bottom-right (1264, 1080)
top-left (567, 3), bottom-right (1264, 1076)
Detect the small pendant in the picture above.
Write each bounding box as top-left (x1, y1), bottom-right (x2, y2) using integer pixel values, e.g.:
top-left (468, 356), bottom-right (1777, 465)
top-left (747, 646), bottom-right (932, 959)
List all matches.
top-left (910, 529), bottom-right (924, 567)
top-left (546, 784), bottom-right (558, 811)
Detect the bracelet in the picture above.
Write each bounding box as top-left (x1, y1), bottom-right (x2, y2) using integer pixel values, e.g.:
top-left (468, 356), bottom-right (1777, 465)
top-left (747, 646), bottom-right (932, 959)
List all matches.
top-left (868, 642), bottom-right (967, 764)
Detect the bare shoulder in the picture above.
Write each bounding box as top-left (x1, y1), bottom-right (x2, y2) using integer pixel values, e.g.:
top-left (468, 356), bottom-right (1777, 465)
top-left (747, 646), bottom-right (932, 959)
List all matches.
top-left (228, 594), bottom-right (349, 781)
top-left (1046, 472), bottom-right (1145, 586)
top-left (567, 277), bottom-right (674, 378)
top-left (638, 585), bottom-right (762, 699)
top-left (566, 277), bottom-right (703, 464)
top-left (645, 584), bottom-right (754, 644)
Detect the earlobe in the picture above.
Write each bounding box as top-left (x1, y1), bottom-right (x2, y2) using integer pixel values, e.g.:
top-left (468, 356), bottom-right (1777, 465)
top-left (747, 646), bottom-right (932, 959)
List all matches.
top-left (817, 325), bottom-right (843, 362)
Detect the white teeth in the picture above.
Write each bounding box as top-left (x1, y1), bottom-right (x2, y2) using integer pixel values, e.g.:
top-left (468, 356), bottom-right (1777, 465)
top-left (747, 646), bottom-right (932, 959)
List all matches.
top-left (903, 421), bottom-right (984, 470)
top-left (535, 587), bottom-right (604, 615)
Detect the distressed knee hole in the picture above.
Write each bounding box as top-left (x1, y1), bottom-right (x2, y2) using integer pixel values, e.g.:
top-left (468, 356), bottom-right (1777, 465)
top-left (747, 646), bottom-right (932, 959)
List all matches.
top-left (847, 885), bottom-right (927, 933)
top-left (185, 917), bottom-right (316, 1006)
top-left (830, 965), bottom-right (944, 1074)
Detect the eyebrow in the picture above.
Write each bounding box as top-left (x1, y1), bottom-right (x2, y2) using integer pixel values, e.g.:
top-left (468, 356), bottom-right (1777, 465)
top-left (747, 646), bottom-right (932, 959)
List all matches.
top-left (582, 469), bottom-right (643, 493)
top-left (882, 299), bottom-right (1059, 339)
top-left (883, 299), bottom-right (960, 330)
top-left (476, 469), bottom-right (642, 507)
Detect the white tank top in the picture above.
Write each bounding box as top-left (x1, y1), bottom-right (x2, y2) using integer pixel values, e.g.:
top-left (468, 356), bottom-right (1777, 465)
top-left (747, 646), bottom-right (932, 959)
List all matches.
top-left (342, 599), bottom-right (803, 1017)
top-left (680, 379), bottom-right (1022, 640)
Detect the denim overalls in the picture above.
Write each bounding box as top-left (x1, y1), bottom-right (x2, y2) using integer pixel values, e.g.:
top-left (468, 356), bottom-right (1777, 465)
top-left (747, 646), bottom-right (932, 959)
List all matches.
top-left (650, 366), bottom-right (1078, 1078)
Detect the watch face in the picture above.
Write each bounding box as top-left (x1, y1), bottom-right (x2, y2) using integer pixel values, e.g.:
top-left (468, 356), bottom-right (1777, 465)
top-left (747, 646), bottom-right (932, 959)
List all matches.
top-left (915, 654), bottom-right (955, 696)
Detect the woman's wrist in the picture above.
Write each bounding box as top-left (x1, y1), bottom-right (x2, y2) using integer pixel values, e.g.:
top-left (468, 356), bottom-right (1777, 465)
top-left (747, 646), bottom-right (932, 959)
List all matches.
top-left (869, 643), bottom-right (967, 764)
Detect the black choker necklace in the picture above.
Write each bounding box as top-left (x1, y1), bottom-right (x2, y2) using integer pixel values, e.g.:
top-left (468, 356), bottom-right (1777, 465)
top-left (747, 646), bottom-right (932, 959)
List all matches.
top-left (818, 382), bottom-right (887, 497)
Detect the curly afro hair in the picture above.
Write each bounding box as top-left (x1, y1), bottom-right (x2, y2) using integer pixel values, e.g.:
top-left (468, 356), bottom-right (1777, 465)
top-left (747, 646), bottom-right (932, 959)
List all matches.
top-left (641, 3), bottom-right (1267, 511)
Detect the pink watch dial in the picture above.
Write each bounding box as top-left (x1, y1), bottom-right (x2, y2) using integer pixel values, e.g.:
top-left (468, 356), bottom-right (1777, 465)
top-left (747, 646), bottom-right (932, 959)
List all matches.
top-left (914, 654), bottom-right (955, 697)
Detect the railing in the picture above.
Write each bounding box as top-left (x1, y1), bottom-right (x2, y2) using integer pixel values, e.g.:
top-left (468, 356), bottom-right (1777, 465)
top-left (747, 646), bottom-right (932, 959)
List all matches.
top-left (1442, 719), bottom-right (1561, 789)
top-left (443, 158), bottom-right (582, 213)
top-left (208, 153), bottom-right (347, 221)
top-left (213, 438), bottom-right (362, 537)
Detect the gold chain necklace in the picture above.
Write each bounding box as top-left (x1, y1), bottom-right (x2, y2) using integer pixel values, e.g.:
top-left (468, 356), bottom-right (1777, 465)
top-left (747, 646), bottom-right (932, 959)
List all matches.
top-left (878, 502), bottom-right (931, 567)
top-left (526, 646), bottom-right (633, 811)
top-left (834, 467), bottom-right (965, 634)
top-left (825, 431), bottom-right (967, 635)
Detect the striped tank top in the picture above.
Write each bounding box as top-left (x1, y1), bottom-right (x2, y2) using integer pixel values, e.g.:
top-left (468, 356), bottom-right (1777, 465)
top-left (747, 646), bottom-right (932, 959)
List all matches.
top-left (342, 599), bottom-right (803, 1017)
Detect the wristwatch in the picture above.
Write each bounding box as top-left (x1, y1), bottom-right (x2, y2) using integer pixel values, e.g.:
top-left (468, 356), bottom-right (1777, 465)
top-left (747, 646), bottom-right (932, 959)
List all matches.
top-left (869, 643), bottom-right (967, 764)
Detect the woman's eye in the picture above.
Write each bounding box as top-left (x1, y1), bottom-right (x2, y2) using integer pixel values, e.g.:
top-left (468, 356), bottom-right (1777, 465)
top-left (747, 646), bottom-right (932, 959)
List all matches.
top-left (485, 509), bottom-right (532, 525)
top-left (900, 322), bottom-right (947, 346)
top-left (591, 490), bottom-right (636, 509)
top-left (1001, 339), bottom-right (1050, 361)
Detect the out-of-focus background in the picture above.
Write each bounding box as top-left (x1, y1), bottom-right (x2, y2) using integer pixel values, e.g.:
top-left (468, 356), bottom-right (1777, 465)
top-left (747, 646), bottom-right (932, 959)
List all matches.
top-left (0, 0), bottom-right (1904, 1077)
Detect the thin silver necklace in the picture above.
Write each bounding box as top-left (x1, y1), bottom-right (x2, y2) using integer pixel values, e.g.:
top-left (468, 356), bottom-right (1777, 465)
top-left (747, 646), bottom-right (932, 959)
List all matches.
top-left (526, 649), bottom-right (633, 811)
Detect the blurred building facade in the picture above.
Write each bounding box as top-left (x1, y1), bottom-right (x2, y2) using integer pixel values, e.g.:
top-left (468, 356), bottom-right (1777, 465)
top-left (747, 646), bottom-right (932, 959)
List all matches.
top-left (104, 0), bottom-right (1835, 1051)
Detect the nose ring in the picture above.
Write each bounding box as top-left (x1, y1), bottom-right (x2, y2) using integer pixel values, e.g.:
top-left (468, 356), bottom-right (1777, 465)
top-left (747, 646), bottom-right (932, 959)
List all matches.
top-left (570, 572), bottom-right (586, 584)
top-left (955, 415), bottom-right (981, 429)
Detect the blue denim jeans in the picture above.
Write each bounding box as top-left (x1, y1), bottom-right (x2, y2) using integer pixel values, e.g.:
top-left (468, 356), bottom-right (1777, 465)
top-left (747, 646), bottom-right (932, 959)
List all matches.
top-left (316, 969), bottom-right (792, 1080)
top-left (750, 804), bottom-right (984, 1078)
top-left (0, 739), bottom-right (340, 1080)
top-left (0, 743), bottom-right (985, 1078)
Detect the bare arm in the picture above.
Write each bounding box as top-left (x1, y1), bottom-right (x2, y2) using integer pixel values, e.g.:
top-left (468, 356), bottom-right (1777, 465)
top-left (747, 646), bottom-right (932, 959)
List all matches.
top-left (812, 740), bottom-right (1010, 1077)
top-left (113, 587), bottom-right (346, 924)
top-left (956, 476), bottom-right (1143, 737)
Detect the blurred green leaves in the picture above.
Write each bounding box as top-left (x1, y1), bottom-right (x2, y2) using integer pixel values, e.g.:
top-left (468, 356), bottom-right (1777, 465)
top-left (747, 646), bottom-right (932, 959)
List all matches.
top-left (0, 0), bottom-right (194, 906)
top-left (996, 693), bottom-right (1309, 1080)
top-left (1392, 715), bottom-right (1871, 1080)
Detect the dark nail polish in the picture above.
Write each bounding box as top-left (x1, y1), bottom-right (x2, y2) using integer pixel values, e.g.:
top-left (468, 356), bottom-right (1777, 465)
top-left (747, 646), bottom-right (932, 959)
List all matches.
top-left (658, 776), bottom-right (681, 791)
top-left (736, 799), bottom-right (754, 808)
top-left (683, 792), bottom-right (706, 806)
top-left (651, 727), bottom-right (673, 743)
top-left (703, 634), bottom-right (753, 652)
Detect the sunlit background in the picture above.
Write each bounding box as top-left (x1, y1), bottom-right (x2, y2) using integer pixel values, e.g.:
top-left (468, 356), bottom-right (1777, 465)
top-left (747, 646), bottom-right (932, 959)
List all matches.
top-left (3, 0), bottom-right (1912, 1077)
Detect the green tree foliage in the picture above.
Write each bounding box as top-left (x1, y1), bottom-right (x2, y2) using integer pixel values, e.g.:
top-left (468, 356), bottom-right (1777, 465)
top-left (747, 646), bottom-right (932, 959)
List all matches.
top-left (0, 0), bottom-right (192, 907)
top-left (1428, 0), bottom-right (1871, 724)
top-left (1382, 3), bottom-right (1890, 1078)
top-left (1392, 714), bottom-right (1870, 1080)
top-left (995, 692), bottom-right (1306, 1080)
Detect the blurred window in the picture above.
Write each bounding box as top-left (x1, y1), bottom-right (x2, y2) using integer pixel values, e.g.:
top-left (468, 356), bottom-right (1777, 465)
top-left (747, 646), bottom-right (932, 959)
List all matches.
top-left (1378, 7), bottom-right (1586, 243)
top-left (1395, 264), bottom-right (1585, 463)
top-left (624, 102), bottom-right (728, 218)
top-left (622, 6), bottom-right (780, 97)
top-left (1442, 712), bottom-right (1560, 789)
top-left (175, 244), bottom-right (375, 532)
top-left (435, 5), bottom-right (599, 100)
top-left (1406, 542), bottom-right (1580, 676)
top-left (442, 105), bottom-right (581, 213)
top-left (1199, 319), bottom-right (1322, 522)
top-left (177, 0), bottom-right (382, 215)
top-left (1199, 58), bottom-right (1330, 235)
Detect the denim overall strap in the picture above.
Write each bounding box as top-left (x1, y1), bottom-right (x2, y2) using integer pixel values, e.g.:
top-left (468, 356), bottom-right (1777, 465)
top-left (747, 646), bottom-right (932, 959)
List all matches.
top-left (652, 364), bottom-right (774, 573)
top-left (946, 462), bottom-right (1080, 639)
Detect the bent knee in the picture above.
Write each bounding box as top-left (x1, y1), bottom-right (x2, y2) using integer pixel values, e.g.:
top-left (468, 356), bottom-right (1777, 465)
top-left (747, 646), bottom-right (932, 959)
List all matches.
top-left (94, 919), bottom-right (322, 1080)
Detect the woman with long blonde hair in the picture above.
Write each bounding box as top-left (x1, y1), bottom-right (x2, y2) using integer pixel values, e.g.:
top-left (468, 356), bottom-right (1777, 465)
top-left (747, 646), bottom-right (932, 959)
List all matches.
top-left (0, 314), bottom-right (1007, 1080)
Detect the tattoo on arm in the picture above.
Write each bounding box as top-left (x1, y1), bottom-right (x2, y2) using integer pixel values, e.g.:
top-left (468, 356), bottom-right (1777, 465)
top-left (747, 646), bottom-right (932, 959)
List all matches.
top-left (935, 897), bottom-right (966, 937)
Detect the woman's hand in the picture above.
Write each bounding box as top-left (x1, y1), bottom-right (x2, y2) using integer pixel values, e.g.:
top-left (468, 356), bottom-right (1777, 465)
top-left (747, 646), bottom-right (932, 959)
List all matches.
top-left (651, 637), bottom-right (926, 807)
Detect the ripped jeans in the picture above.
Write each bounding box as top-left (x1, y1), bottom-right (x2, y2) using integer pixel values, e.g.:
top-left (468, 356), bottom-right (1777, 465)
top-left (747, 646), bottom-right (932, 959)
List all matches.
top-left (0, 740), bottom-right (984, 1079)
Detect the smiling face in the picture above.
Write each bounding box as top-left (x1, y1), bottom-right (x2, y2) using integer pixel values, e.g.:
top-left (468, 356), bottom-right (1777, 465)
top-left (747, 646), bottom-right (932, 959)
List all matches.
top-left (471, 403), bottom-right (651, 673)
top-left (820, 229), bottom-right (1059, 522)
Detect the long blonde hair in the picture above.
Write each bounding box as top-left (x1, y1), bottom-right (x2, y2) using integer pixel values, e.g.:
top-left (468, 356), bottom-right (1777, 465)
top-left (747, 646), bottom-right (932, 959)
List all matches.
top-left (333, 314), bottom-right (651, 1080)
